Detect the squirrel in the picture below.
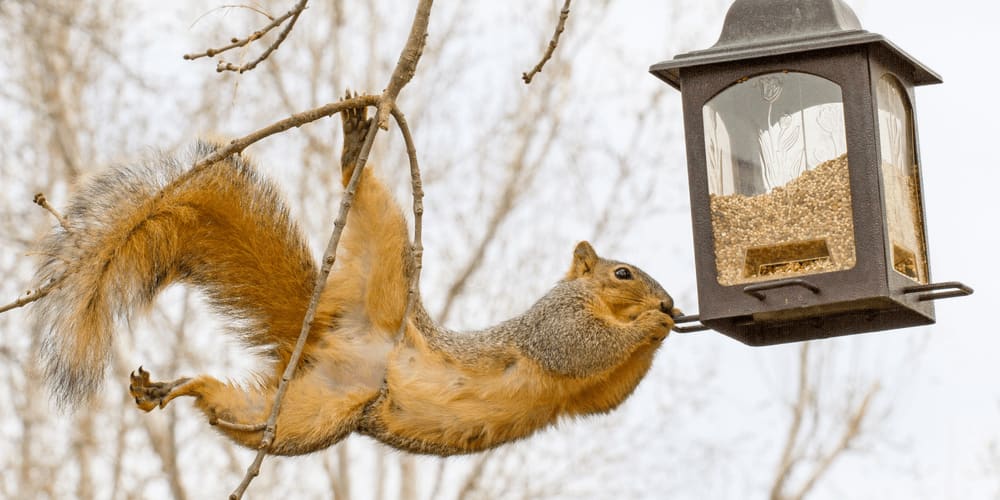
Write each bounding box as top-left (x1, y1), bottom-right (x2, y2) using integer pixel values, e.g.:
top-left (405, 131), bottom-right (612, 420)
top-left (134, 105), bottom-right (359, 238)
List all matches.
top-left (32, 96), bottom-right (679, 456)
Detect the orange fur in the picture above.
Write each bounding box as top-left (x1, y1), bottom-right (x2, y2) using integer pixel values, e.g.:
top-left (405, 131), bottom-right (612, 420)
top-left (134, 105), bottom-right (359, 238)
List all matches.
top-left (42, 104), bottom-right (676, 457)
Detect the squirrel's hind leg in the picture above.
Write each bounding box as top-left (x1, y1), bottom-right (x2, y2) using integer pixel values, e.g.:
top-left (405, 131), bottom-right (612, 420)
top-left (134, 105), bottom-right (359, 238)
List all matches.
top-left (127, 365), bottom-right (369, 456)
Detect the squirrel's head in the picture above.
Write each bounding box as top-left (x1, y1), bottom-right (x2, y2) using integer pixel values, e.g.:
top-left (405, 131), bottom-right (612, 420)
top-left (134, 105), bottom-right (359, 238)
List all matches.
top-left (565, 241), bottom-right (680, 323)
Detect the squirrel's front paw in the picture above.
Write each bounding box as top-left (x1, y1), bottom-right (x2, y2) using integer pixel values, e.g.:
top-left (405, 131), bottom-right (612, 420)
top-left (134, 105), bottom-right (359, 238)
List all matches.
top-left (636, 309), bottom-right (673, 342)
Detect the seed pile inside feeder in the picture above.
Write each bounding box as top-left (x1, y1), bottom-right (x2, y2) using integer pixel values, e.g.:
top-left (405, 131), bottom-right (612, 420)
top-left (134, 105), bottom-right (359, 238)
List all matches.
top-left (710, 154), bottom-right (856, 286)
top-left (883, 164), bottom-right (928, 283)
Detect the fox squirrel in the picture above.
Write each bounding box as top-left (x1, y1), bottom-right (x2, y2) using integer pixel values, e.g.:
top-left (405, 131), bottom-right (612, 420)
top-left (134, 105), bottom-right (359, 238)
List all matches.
top-left (32, 99), bottom-right (678, 456)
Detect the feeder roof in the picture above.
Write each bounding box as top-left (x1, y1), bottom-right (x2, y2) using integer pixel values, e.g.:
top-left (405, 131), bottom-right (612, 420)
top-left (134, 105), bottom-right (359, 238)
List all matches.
top-left (650, 0), bottom-right (941, 89)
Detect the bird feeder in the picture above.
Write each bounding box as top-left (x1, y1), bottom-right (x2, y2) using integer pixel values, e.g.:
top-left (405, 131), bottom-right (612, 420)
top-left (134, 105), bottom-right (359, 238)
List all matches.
top-left (649, 0), bottom-right (971, 345)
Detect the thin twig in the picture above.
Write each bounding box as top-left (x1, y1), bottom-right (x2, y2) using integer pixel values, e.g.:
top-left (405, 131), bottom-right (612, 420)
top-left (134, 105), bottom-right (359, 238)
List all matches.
top-left (522, 0), bottom-right (571, 84)
top-left (375, 0), bottom-right (434, 129)
top-left (184, 0), bottom-right (308, 74)
top-left (390, 107), bottom-right (425, 340)
top-left (0, 282), bottom-right (56, 315)
top-left (190, 94), bottom-right (380, 176)
top-left (791, 383), bottom-right (879, 500)
top-left (32, 193), bottom-right (69, 231)
top-left (211, 418), bottom-right (267, 432)
top-left (216, 3), bottom-right (305, 73)
top-left (383, 108), bottom-right (424, 499)
top-left (456, 452), bottom-right (493, 499)
top-left (436, 91), bottom-right (562, 324)
top-left (228, 115), bottom-right (382, 500)
top-left (229, 2), bottom-right (434, 497)
top-left (770, 343), bottom-right (810, 500)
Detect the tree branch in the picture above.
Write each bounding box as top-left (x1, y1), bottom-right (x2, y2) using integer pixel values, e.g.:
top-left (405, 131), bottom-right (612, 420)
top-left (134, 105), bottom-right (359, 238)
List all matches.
top-left (230, 2), bottom-right (434, 498)
top-left (184, 0), bottom-right (308, 74)
top-left (791, 382), bottom-right (879, 500)
top-left (227, 112), bottom-right (382, 500)
top-left (189, 94), bottom-right (380, 176)
top-left (770, 344), bottom-right (881, 500)
top-left (390, 106), bottom-right (425, 336)
top-left (0, 283), bottom-right (56, 315)
top-left (32, 193), bottom-right (69, 230)
top-left (522, 0), bottom-right (571, 84)
top-left (375, 0), bottom-right (433, 130)
top-left (770, 343), bottom-right (810, 500)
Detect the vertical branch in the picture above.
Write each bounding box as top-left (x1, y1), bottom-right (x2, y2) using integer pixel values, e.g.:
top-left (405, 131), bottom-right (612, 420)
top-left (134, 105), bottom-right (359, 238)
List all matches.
top-left (790, 383), bottom-right (879, 500)
top-left (389, 97), bottom-right (426, 500)
top-left (522, 0), bottom-right (572, 84)
top-left (399, 457), bottom-right (418, 500)
top-left (770, 343), bottom-right (810, 500)
top-left (376, 0), bottom-right (433, 129)
top-left (770, 343), bottom-right (882, 500)
top-left (113, 349), bottom-right (190, 500)
top-left (229, 114), bottom-right (382, 500)
top-left (374, 448), bottom-right (387, 500)
top-left (108, 395), bottom-right (129, 499)
top-left (337, 443), bottom-right (352, 500)
top-left (72, 410), bottom-right (95, 500)
top-left (231, 0), bottom-right (434, 488)
top-left (456, 453), bottom-right (492, 500)
top-left (436, 98), bottom-right (563, 324)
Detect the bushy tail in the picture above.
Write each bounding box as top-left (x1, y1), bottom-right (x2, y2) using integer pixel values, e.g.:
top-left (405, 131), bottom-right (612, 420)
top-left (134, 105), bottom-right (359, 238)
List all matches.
top-left (34, 142), bottom-right (318, 407)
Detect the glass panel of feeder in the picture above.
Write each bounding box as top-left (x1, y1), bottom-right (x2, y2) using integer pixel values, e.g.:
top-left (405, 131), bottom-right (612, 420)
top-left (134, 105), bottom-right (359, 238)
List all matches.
top-left (877, 75), bottom-right (928, 283)
top-left (703, 72), bottom-right (856, 286)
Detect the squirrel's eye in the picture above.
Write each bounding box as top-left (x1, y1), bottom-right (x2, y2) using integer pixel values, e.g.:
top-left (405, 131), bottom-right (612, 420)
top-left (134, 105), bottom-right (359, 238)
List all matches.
top-left (614, 267), bottom-right (633, 280)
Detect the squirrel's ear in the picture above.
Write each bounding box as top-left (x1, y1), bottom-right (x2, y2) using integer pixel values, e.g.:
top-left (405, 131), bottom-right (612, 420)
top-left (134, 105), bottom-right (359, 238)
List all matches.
top-left (568, 241), bottom-right (599, 278)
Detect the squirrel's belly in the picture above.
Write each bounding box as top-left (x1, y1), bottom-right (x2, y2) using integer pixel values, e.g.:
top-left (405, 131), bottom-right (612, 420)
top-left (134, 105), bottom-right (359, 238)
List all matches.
top-left (312, 325), bottom-right (394, 396)
top-left (366, 345), bottom-right (574, 454)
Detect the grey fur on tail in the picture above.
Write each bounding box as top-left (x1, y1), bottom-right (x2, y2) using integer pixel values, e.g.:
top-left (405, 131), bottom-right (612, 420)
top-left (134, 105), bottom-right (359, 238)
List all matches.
top-left (33, 142), bottom-right (243, 408)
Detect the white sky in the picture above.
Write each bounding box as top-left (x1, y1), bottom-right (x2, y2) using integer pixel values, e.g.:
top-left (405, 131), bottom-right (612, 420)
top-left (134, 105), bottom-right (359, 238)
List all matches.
top-left (859, 1), bottom-right (1000, 497)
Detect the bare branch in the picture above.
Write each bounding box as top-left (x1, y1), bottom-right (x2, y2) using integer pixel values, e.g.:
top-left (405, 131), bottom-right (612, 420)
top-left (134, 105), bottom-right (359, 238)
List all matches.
top-left (32, 193), bottom-right (69, 230)
top-left (770, 344), bottom-right (882, 500)
top-left (522, 0), bottom-right (572, 84)
top-left (791, 382), bottom-right (880, 500)
top-left (770, 343), bottom-right (810, 500)
top-left (229, 1), bottom-right (436, 492)
top-left (0, 282), bottom-right (56, 315)
top-left (390, 106), bottom-right (425, 333)
top-left (375, 0), bottom-right (433, 129)
top-left (211, 418), bottom-right (267, 432)
top-left (184, 0), bottom-right (308, 74)
top-left (230, 9), bottom-right (432, 485)
top-left (456, 453), bottom-right (492, 499)
top-left (189, 94), bottom-right (380, 175)
top-left (227, 111), bottom-right (382, 500)
top-left (437, 103), bottom-right (562, 324)
top-left (229, 104), bottom-right (427, 500)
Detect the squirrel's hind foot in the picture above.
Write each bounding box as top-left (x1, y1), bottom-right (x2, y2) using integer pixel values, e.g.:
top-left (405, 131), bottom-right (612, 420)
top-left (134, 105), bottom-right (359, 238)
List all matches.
top-left (128, 366), bottom-right (191, 412)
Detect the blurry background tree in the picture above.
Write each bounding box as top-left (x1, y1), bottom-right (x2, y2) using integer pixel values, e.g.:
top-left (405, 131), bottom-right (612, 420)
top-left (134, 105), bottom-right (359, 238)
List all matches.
top-left (0, 0), bottom-right (991, 499)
